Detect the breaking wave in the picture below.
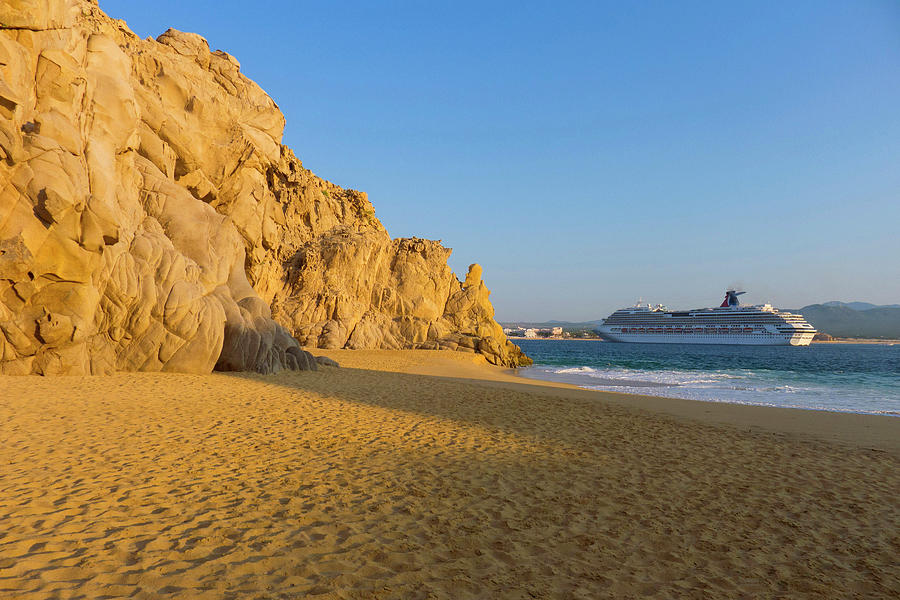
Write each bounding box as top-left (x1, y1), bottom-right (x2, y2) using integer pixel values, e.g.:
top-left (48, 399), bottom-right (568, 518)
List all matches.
top-left (515, 340), bottom-right (900, 416)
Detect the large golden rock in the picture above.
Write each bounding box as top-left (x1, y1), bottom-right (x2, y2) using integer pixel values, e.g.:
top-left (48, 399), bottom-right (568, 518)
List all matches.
top-left (0, 0), bottom-right (529, 374)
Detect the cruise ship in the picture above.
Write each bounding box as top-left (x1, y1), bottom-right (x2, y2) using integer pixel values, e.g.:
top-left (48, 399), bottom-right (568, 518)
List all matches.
top-left (597, 291), bottom-right (817, 345)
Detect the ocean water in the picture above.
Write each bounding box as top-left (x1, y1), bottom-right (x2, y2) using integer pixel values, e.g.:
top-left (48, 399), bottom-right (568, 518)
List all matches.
top-left (514, 339), bottom-right (900, 416)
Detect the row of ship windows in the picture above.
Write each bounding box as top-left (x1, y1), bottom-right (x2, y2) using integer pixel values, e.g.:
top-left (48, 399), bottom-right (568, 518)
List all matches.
top-left (608, 319), bottom-right (798, 323)
top-left (609, 313), bottom-right (802, 318)
top-left (607, 321), bottom-right (802, 326)
top-left (611, 327), bottom-right (810, 335)
top-left (610, 314), bottom-right (789, 317)
top-left (616, 331), bottom-right (808, 337)
top-left (610, 315), bottom-right (804, 319)
top-left (612, 312), bottom-right (798, 317)
top-left (610, 315), bottom-right (790, 318)
top-left (608, 319), bottom-right (807, 323)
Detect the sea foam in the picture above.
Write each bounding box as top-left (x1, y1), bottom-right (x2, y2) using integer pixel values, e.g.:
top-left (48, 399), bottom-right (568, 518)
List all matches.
top-left (516, 340), bottom-right (900, 416)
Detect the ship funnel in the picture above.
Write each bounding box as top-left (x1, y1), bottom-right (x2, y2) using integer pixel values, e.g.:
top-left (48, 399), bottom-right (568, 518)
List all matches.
top-left (721, 289), bottom-right (746, 307)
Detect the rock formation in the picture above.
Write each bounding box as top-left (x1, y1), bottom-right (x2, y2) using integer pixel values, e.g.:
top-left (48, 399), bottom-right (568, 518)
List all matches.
top-left (0, 0), bottom-right (529, 374)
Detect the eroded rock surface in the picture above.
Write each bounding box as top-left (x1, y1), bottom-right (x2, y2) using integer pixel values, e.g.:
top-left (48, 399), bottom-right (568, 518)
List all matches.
top-left (0, 0), bottom-right (529, 374)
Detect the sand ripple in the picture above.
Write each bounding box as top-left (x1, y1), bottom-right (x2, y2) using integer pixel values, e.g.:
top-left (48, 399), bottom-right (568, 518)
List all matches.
top-left (1, 367), bottom-right (898, 598)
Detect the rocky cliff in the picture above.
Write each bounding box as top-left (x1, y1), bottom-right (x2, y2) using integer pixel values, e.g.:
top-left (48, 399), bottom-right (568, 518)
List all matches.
top-left (0, 0), bottom-right (529, 374)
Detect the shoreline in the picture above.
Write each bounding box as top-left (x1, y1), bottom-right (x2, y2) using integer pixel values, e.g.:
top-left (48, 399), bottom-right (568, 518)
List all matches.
top-left (312, 349), bottom-right (900, 454)
top-left (505, 339), bottom-right (898, 421)
top-left (515, 364), bottom-right (899, 420)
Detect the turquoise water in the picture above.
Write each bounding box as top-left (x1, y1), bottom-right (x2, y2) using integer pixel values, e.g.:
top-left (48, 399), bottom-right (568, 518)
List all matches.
top-left (515, 340), bottom-right (900, 416)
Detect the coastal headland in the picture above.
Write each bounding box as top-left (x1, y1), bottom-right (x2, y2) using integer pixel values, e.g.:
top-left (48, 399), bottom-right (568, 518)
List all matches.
top-left (0, 0), bottom-right (528, 375)
top-left (2, 351), bottom-right (898, 599)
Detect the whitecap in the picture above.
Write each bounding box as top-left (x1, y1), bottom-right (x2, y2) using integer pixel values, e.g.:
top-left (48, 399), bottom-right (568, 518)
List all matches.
top-left (554, 366), bottom-right (598, 374)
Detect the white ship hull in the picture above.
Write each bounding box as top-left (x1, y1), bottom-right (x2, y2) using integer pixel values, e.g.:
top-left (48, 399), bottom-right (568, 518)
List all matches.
top-left (597, 330), bottom-right (814, 346)
top-left (598, 291), bottom-right (817, 346)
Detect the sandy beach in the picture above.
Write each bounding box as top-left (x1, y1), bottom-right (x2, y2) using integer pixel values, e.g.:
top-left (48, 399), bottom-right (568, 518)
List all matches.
top-left (1, 350), bottom-right (898, 599)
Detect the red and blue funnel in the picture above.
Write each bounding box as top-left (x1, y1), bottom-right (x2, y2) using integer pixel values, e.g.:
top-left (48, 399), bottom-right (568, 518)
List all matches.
top-left (721, 290), bottom-right (746, 307)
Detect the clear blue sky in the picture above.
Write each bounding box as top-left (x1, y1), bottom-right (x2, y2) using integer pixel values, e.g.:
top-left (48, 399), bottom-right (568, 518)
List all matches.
top-left (102, 0), bottom-right (900, 320)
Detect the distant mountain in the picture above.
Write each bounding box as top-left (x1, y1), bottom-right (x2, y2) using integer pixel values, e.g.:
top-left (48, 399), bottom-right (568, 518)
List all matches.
top-left (797, 305), bottom-right (900, 339)
top-left (820, 301), bottom-right (900, 311)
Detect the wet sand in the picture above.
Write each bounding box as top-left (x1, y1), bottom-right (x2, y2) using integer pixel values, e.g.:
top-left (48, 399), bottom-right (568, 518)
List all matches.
top-left (1, 350), bottom-right (898, 598)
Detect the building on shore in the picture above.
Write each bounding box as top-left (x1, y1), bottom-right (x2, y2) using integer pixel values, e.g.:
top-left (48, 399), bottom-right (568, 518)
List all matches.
top-left (503, 326), bottom-right (567, 339)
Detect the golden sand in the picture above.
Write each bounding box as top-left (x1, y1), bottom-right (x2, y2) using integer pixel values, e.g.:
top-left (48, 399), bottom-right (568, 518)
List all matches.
top-left (1, 350), bottom-right (898, 598)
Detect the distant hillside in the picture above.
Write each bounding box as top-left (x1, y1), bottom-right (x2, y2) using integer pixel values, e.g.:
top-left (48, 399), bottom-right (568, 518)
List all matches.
top-left (499, 321), bottom-right (603, 329)
top-left (821, 301), bottom-right (900, 311)
top-left (798, 305), bottom-right (900, 339)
